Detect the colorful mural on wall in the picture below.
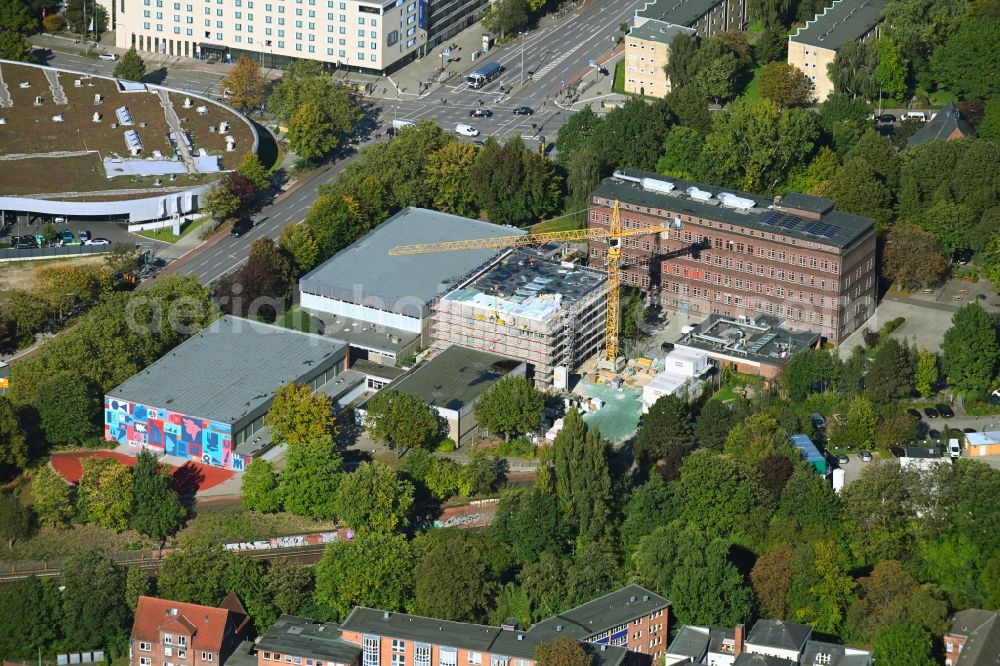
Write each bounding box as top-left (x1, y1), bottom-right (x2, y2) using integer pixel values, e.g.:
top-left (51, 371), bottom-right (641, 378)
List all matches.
top-left (104, 397), bottom-right (249, 472)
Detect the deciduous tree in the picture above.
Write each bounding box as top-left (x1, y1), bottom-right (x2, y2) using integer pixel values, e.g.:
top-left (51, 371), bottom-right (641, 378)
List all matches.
top-left (0, 492), bottom-right (31, 548)
top-left (314, 530), bottom-right (414, 619)
top-left (620, 475), bottom-right (676, 556)
top-left (61, 550), bottom-right (129, 649)
top-left (267, 559), bottom-right (313, 615)
top-left (278, 224), bottom-right (321, 274)
top-left (76, 457), bottom-right (134, 531)
top-left (482, 0), bottom-right (527, 39)
top-left (0, 0), bottom-right (38, 33)
top-left (280, 436), bottom-right (343, 519)
top-left (414, 532), bottom-right (494, 622)
top-left (363, 390), bottom-right (440, 453)
top-left (0, 30), bottom-right (32, 61)
top-left (866, 338), bottom-right (914, 402)
top-left (872, 621), bottom-right (936, 666)
top-left (424, 141), bottom-right (479, 218)
top-left (758, 62), bottom-right (813, 107)
top-left (0, 576), bottom-right (63, 659)
top-left (674, 450), bottom-right (768, 538)
top-left (842, 460), bottom-right (919, 563)
top-left (125, 565), bottom-right (151, 611)
top-left (535, 637), bottom-right (592, 666)
top-left (828, 40), bottom-right (879, 100)
top-left (883, 225), bottom-right (949, 290)
top-left (665, 32), bottom-right (700, 90)
top-left (204, 178), bottom-right (241, 221)
top-left (750, 543), bottom-right (794, 620)
top-left (831, 396), bottom-right (877, 451)
top-left (31, 465), bottom-right (73, 528)
top-left (941, 303), bottom-right (1000, 395)
top-left (914, 351), bottom-right (939, 398)
top-left (113, 47), bottom-right (146, 81)
top-left (241, 458), bottom-right (283, 512)
top-left (701, 97), bottom-right (820, 193)
top-left (223, 56), bottom-right (266, 112)
top-left (335, 461), bottom-right (414, 533)
top-left (930, 19), bottom-right (1000, 100)
top-left (238, 151), bottom-right (271, 190)
top-left (264, 382), bottom-right (335, 446)
top-left (635, 395), bottom-right (693, 466)
top-left (656, 125), bottom-right (704, 179)
top-left (795, 540), bottom-right (856, 633)
top-left (695, 399), bottom-right (750, 451)
top-left (847, 560), bottom-right (948, 642)
top-left (474, 376), bottom-right (544, 441)
top-left (0, 396), bottom-right (28, 470)
top-left (724, 412), bottom-right (787, 462)
top-left (490, 487), bottom-right (568, 563)
top-left (157, 545), bottom-right (231, 606)
top-left (287, 100), bottom-right (339, 160)
top-left (36, 371), bottom-right (98, 444)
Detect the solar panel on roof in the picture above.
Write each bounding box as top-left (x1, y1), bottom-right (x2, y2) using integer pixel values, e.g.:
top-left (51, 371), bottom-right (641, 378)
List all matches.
top-left (760, 211), bottom-right (781, 226)
top-left (802, 221), bottom-right (841, 238)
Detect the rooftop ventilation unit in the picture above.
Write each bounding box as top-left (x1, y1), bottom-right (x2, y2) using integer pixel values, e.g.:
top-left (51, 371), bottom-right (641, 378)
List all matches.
top-left (685, 186), bottom-right (712, 201)
top-left (641, 177), bottom-right (675, 194)
top-left (718, 192), bottom-right (755, 209)
top-left (611, 170), bottom-right (641, 184)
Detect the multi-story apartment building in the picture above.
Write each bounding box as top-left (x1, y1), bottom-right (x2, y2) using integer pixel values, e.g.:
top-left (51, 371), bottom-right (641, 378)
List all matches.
top-left (634, 0), bottom-right (748, 40)
top-left (255, 586), bottom-right (670, 666)
top-left (787, 0), bottom-right (885, 101)
top-left (588, 170), bottom-right (876, 345)
top-left (103, 0), bottom-right (486, 73)
top-left (623, 20), bottom-right (694, 97)
top-left (130, 595), bottom-right (253, 666)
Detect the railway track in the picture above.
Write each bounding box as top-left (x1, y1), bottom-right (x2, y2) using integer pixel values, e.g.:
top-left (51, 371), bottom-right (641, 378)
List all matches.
top-left (0, 544), bottom-right (328, 584)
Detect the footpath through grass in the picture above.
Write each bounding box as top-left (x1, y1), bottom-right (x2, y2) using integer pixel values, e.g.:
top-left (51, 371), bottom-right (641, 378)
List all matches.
top-left (135, 215), bottom-right (210, 244)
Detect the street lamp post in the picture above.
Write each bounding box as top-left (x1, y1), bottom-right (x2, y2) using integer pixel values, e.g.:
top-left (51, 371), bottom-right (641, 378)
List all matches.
top-left (519, 31), bottom-right (525, 87)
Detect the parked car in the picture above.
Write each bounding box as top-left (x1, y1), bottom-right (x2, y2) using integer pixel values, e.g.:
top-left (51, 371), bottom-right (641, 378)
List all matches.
top-left (810, 413), bottom-right (827, 430)
top-left (79, 229), bottom-right (91, 242)
top-left (860, 451), bottom-right (873, 462)
top-left (903, 111), bottom-right (928, 122)
top-left (513, 106), bottom-right (534, 115)
top-left (963, 427), bottom-right (977, 434)
top-left (924, 407), bottom-right (940, 419)
top-left (84, 238), bottom-right (111, 245)
top-left (928, 429), bottom-right (941, 440)
top-left (455, 123), bottom-right (480, 137)
top-left (935, 403), bottom-right (955, 418)
top-left (469, 108), bottom-right (493, 117)
top-left (229, 218), bottom-right (254, 237)
top-left (11, 235), bottom-right (37, 249)
top-left (876, 113), bottom-right (897, 123)
top-left (948, 439), bottom-right (962, 458)
top-left (98, 52), bottom-right (119, 61)
top-left (836, 454), bottom-right (849, 464)
top-left (907, 408), bottom-right (923, 421)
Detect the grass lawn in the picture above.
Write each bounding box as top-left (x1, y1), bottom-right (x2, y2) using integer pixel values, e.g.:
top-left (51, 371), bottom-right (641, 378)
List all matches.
top-left (530, 213), bottom-right (585, 234)
top-left (135, 215), bottom-right (210, 243)
top-left (277, 306), bottom-right (321, 334)
top-left (612, 59), bottom-right (626, 95)
top-left (743, 66), bottom-right (765, 101)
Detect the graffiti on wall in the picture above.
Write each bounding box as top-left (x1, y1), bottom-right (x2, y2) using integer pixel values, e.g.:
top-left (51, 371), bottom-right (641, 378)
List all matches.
top-left (104, 398), bottom-right (249, 472)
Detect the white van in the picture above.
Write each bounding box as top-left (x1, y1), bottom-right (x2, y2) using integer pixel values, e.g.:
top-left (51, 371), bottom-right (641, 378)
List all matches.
top-left (903, 111), bottom-right (927, 122)
top-left (948, 438), bottom-right (961, 458)
top-left (455, 123), bottom-right (480, 137)
top-left (392, 118), bottom-right (415, 130)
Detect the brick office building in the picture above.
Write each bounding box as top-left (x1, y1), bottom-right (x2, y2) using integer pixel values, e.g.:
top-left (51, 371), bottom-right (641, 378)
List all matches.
top-left (588, 170), bottom-right (877, 344)
top-left (255, 586), bottom-right (670, 666)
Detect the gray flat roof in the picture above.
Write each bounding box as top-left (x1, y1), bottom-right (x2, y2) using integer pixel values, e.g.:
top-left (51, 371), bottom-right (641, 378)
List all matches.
top-left (595, 169), bottom-right (874, 250)
top-left (299, 208), bottom-right (523, 319)
top-left (746, 620), bottom-right (812, 651)
top-left (789, 0), bottom-right (886, 51)
top-left (666, 626), bottom-right (710, 659)
top-left (636, 0), bottom-right (725, 27)
top-left (306, 311), bottom-right (420, 355)
top-left (318, 369), bottom-right (367, 404)
top-left (528, 585), bottom-right (670, 643)
top-left (258, 615), bottom-right (362, 665)
top-left (350, 359), bottom-right (407, 382)
top-left (374, 346), bottom-right (522, 411)
top-left (779, 192), bottom-right (835, 215)
top-left (106, 316), bottom-right (346, 427)
top-left (628, 19), bottom-right (695, 45)
top-left (224, 641), bottom-right (260, 666)
top-left (676, 314), bottom-right (820, 367)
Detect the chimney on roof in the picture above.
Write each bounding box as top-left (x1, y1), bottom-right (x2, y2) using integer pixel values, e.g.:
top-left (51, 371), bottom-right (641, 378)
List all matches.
top-left (169, 608), bottom-right (179, 617)
top-left (556, 625), bottom-right (563, 633)
top-left (517, 635), bottom-right (523, 642)
top-left (734, 624), bottom-right (745, 657)
top-left (629, 596), bottom-right (636, 603)
top-left (383, 612), bottom-right (391, 620)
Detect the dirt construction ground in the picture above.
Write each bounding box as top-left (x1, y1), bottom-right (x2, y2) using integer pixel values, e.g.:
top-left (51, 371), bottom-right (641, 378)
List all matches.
top-left (0, 255), bottom-right (107, 299)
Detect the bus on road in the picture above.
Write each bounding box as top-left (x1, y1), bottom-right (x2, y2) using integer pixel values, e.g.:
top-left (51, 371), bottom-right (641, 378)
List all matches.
top-left (467, 61), bottom-right (503, 89)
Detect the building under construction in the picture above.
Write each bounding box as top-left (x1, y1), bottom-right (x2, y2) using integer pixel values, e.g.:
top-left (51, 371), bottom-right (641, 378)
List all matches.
top-left (432, 249), bottom-right (608, 386)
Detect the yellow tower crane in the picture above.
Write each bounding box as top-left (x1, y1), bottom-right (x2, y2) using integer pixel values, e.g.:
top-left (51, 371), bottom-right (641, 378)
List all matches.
top-left (388, 201), bottom-right (670, 362)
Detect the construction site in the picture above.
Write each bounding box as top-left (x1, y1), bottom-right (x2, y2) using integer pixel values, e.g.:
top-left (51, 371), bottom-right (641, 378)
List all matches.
top-left (432, 249), bottom-right (608, 386)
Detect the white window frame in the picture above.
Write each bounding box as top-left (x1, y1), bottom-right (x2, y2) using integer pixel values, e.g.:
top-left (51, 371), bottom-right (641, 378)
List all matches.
top-left (140, 643), bottom-right (152, 652)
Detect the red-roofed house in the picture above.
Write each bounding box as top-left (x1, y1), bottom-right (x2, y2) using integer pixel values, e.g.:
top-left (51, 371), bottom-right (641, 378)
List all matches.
top-left (131, 594), bottom-right (253, 666)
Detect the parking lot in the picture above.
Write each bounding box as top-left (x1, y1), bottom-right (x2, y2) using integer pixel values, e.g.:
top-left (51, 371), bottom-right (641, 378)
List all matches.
top-left (2, 218), bottom-right (146, 250)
